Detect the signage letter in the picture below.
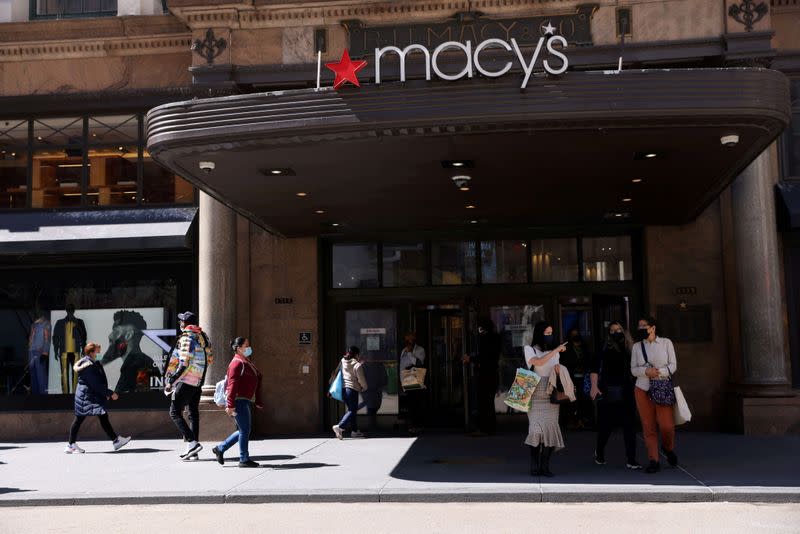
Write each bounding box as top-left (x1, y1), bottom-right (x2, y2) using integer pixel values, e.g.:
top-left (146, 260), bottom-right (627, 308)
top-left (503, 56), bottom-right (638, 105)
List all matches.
top-left (375, 44), bottom-right (432, 83)
top-left (543, 35), bottom-right (569, 75)
top-left (511, 37), bottom-right (544, 89)
top-left (431, 40), bottom-right (473, 81)
top-left (473, 38), bottom-right (513, 78)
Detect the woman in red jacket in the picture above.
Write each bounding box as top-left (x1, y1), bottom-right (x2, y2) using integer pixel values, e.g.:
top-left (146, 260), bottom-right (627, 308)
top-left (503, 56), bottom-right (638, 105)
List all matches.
top-left (211, 337), bottom-right (263, 467)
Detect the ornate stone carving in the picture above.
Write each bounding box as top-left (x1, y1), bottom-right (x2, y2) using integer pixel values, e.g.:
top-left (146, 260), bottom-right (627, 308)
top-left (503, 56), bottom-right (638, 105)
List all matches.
top-left (191, 29), bottom-right (227, 65)
top-left (728, 0), bottom-right (768, 32)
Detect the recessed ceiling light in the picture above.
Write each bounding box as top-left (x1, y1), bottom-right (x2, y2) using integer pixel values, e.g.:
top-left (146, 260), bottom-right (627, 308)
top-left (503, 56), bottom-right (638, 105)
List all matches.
top-left (296, 192), bottom-right (308, 197)
top-left (460, 186), bottom-right (470, 191)
top-left (634, 151), bottom-right (661, 160)
top-left (261, 168), bottom-right (295, 176)
top-left (36, 136), bottom-right (43, 141)
top-left (271, 169), bottom-right (283, 175)
top-left (632, 178), bottom-right (643, 183)
top-left (465, 204), bottom-right (476, 209)
top-left (315, 209), bottom-right (325, 214)
top-left (331, 223), bottom-right (340, 227)
top-left (118, 146), bottom-right (124, 151)
top-left (623, 198), bottom-right (632, 202)
top-left (453, 162), bottom-right (465, 167)
top-left (645, 153), bottom-right (657, 158)
top-left (470, 220), bottom-right (478, 224)
top-left (614, 213), bottom-right (623, 217)
top-left (442, 160), bottom-right (474, 169)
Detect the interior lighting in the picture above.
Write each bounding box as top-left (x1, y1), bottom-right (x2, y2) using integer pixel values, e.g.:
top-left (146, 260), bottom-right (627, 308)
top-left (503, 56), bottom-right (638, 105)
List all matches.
top-left (623, 198), bottom-right (632, 202)
top-left (465, 204), bottom-right (476, 209)
top-left (315, 210), bottom-right (325, 214)
top-left (632, 178), bottom-right (643, 183)
top-left (470, 220), bottom-right (478, 224)
top-left (645, 153), bottom-right (657, 158)
top-left (296, 192), bottom-right (308, 197)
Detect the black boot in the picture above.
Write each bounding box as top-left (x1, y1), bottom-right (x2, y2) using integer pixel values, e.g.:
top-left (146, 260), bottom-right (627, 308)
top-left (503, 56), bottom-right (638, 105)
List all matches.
top-left (539, 446), bottom-right (555, 478)
top-left (529, 445), bottom-right (541, 476)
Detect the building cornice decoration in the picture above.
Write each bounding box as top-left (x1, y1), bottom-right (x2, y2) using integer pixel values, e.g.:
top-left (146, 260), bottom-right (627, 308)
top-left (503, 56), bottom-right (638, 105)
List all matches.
top-left (0, 34), bottom-right (192, 63)
top-left (174, 0), bottom-right (589, 30)
top-left (729, 0), bottom-right (768, 32)
top-left (191, 28), bottom-right (227, 64)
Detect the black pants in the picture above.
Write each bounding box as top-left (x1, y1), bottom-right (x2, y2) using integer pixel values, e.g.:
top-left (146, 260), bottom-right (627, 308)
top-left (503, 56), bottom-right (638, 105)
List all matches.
top-left (169, 383), bottom-right (201, 442)
top-left (69, 414), bottom-right (117, 444)
top-left (407, 390), bottom-right (427, 428)
top-left (476, 375), bottom-right (498, 434)
top-left (595, 394), bottom-right (638, 462)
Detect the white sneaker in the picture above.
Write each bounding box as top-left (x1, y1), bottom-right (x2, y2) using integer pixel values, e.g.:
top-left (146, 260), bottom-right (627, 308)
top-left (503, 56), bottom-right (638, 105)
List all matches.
top-left (64, 443), bottom-right (85, 454)
top-left (180, 441), bottom-right (203, 459)
top-left (351, 431), bottom-right (365, 439)
top-left (113, 436), bottom-right (132, 451)
top-left (332, 425), bottom-right (343, 440)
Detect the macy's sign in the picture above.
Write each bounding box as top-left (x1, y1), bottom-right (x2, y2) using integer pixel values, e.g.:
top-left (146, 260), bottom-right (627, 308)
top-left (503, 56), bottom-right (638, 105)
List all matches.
top-left (322, 32), bottom-right (569, 90)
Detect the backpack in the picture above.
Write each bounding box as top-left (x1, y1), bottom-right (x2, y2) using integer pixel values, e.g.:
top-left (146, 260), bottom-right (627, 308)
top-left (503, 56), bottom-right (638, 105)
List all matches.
top-left (213, 360), bottom-right (247, 407)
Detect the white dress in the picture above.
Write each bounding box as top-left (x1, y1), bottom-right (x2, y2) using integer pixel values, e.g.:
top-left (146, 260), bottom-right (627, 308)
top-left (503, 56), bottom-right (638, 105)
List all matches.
top-left (523, 345), bottom-right (564, 449)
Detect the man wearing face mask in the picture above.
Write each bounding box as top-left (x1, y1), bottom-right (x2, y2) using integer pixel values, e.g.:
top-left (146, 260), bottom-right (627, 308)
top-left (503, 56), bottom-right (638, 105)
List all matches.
top-left (630, 316), bottom-right (678, 474)
top-left (163, 311), bottom-right (213, 461)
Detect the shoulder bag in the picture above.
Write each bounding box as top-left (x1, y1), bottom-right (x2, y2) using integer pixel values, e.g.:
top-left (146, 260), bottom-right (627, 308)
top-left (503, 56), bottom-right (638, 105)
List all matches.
top-left (640, 341), bottom-right (676, 406)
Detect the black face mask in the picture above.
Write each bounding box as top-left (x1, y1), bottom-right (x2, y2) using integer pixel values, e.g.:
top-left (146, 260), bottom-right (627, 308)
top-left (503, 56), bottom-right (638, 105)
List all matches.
top-left (542, 334), bottom-right (555, 348)
top-left (611, 331), bottom-right (625, 344)
top-left (636, 328), bottom-right (650, 341)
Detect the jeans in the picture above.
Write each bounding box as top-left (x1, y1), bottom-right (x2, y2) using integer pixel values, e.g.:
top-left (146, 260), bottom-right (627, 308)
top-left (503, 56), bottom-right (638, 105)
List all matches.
top-left (338, 387), bottom-right (360, 432)
top-left (218, 399), bottom-right (252, 462)
top-left (29, 351), bottom-right (48, 395)
top-left (69, 414), bottom-right (117, 444)
top-left (169, 382), bottom-right (201, 442)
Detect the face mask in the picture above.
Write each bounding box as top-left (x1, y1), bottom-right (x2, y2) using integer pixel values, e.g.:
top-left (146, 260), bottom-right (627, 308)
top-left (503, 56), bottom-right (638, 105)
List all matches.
top-left (243, 347), bottom-right (253, 357)
top-left (636, 328), bottom-right (650, 341)
top-left (611, 332), bottom-right (625, 343)
top-left (543, 334), bottom-right (554, 347)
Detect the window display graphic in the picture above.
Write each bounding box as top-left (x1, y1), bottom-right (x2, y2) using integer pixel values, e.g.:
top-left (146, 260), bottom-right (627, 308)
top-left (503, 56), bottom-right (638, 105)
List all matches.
top-left (48, 307), bottom-right (165, 394)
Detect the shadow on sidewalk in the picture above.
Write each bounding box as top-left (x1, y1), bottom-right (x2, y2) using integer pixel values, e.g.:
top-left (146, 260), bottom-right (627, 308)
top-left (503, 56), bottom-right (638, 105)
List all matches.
top-left (0, 488), bottom-right (32, 495)
top-left (222, 462), bottom-right (338, 469)
top-left (388, 432), bottom-right (800, 488)
top-left (250, 455), bottom-right (296, 462)
top-left (98, 448), bottom-right (170, 454)
top-left (0, 446), bottom-right (23, 451)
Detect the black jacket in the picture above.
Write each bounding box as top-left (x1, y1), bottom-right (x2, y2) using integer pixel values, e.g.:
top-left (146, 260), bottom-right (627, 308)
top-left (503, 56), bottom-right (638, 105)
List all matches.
top-left (74, 357), bottom-right (113, 416)
top-left (53, 316), bottom-right (87, 355)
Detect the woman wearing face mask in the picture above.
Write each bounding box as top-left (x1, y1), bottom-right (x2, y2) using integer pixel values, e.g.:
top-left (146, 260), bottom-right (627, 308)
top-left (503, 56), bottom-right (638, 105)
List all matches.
top-left (630, 317), bottom-right (678, 474)
top-left (523, 321), bottom-right (568, 477)
top-left (65, 342), bottom-right (131, 453)
top-left (590, 322), bottom-right (641, 470)
top-left (212, 337), bottom-right (263, 468)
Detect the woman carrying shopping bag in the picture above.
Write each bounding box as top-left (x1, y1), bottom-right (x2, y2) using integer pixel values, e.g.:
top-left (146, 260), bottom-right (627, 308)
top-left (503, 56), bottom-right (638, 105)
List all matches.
top-left (212, 337), bottom-right (263, 468)
top-left (331, 346), bottom-right (368, 439)
top-left (65, 342), bottom-right (131, 453)
top-left (523, 321), bottom-right (567, 477)
top-left (630, 317), bottom-right (679, 474)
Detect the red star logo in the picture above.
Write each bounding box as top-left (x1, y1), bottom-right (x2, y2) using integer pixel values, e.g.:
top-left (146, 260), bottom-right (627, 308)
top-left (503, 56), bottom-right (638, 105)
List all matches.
top-left (325, 49), bottom-right (367, 89)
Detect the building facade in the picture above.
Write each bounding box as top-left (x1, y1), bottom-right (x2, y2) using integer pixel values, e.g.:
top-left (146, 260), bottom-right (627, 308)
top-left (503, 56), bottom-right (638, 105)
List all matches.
top-left (0, 0), bottom-right (799, 440)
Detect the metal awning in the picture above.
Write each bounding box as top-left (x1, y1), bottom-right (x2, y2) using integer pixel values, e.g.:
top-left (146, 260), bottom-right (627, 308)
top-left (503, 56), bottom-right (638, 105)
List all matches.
top-left (0, 207), bottom-right (197, 254)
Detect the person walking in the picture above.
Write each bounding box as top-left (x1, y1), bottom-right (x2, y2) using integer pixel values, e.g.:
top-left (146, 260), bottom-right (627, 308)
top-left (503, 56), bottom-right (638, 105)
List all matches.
top-left (631, 316), bottom-right (678, 474)
top-left (400, 333), bottom-right (426, 434)
top-left (560, 328), bottom-right (592, 430)
top-left (524, 321), bottom-right (567, 477)
top-left (590, 321), bottom-right (641, 470)
top-left (332, 346), bottom-right (368, 439)
top-left (212, 337), bottom-right (263, 468)
top-left (462, 317), bottom-right (502, 435)
top-left (64, 342), bottom-right (131, 453)
top-left (164, 311), bottom-right (212, 461)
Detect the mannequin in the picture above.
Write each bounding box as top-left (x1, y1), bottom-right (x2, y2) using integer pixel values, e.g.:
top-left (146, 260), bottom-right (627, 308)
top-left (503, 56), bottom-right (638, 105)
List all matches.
top-left (28, 312), bottom-right (51, 395)
top-left (52, 304), bottom-right (87, 394)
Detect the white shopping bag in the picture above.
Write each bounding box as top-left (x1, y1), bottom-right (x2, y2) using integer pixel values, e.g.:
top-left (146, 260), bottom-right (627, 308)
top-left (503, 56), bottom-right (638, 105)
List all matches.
top-left (673, 386), bottom-right (692, 425)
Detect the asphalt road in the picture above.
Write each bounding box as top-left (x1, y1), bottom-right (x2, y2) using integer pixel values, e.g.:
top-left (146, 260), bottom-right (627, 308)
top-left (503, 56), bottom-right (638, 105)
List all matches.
top-left (1, 503), bottom-right (799, 534)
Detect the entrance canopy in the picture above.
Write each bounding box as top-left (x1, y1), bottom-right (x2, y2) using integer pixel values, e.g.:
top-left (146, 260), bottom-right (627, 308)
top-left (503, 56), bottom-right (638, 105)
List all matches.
top-left (147, 68), bottom-right (789, 237)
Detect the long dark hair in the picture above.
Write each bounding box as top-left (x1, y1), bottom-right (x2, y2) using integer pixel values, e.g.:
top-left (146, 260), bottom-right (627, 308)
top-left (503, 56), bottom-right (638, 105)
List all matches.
top-left (531, 321), bottom-right (554, 350)
top-left (230, 336), bottom-right (247, 352)
top-left (343, 346), bottom-right (360, 360)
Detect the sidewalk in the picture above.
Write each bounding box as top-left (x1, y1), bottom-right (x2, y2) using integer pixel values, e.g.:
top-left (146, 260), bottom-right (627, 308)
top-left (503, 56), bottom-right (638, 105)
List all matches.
top-left (1, 432), bottom-right (798, 506)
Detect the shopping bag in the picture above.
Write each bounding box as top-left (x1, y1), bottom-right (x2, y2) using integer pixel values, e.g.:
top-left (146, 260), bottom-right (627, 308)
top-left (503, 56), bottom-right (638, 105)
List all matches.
top-left (673, 386), bottom-right (692, 425)
top-left (328, 369), bottom-right (344, 402)
top-left (401, 367), bottom-right (427, 391)
top-left (503, 368), bottom-right (541, 413)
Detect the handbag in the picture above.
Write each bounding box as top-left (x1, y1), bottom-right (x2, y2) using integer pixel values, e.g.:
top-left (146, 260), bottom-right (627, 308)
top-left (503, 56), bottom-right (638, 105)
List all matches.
top-left (640, 341), bottom-right (676, 406)
top-left (503, 367), bottom-right (541, 412)
top-left (673, 386), bottom-right (692, 425)
top-left (328, 368), bottom-right (344, 402)
top-left (401, 367), bottom-right (427, 391)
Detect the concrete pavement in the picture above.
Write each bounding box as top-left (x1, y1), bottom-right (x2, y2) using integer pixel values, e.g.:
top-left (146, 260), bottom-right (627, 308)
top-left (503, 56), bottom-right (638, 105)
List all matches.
top-left (0, 432), bottom-right (798, 505)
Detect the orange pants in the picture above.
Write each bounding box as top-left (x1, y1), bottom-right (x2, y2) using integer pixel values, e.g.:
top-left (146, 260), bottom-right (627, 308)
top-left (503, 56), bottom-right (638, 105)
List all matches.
top-left (634, 387), bottom-right (675, 461)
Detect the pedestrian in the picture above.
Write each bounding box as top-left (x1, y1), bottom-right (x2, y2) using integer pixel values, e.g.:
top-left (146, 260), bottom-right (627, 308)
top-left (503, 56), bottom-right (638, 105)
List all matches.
top-left (399, 332), bottom-right (426, 434)
top-left (462, 317), bottom-right (501, 435)
top-left (163, 311), bottom-right (212, 461)
top-left (64, 342), bottom-right (131, 453)
top-left (560, 328), bottom-right (593, 430)
top-left (358, 352), bottom-right (388, 432)
top-left (332, 346), bottom-right (368, 439)
top-left (212, 337), bottom-right (263, 468)
top-left (524, 321), bottom-right (567, 477)
top-left (590, 321), bottom-right (642, 470)
top-left (631, 316), bottom-right (678, 474)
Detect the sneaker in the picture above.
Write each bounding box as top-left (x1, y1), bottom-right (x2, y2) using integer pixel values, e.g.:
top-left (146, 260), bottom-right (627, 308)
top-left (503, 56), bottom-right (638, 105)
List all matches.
top-left (212, 446), bottom-right (225, 465)
top-left (626, 461), bottom-right (643, 470)
top-left (332, 425), bottom-right (343, 440)
top-left (663, 448), bottom-right (679, 467)
top-left (645, 460), bottom-right (661, 474)
top-left (351, 430), bottom-right (365, 438)
top-left (183, 452), bottom-right (200, 462)
top-left (593, 452), bottom-right (606, 465)
top-left (64, 443), bottom-right (85, 454)
top-left (238, 459), bottom-right (260, 468)
top-left (180, 441), bottom-right (203, 459)
top-left (112, 436), bottom-right (132, 451)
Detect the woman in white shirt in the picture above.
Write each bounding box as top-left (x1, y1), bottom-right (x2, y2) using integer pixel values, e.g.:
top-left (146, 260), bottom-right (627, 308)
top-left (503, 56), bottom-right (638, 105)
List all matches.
top-left (523, 321), bottom-right (567, 477)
